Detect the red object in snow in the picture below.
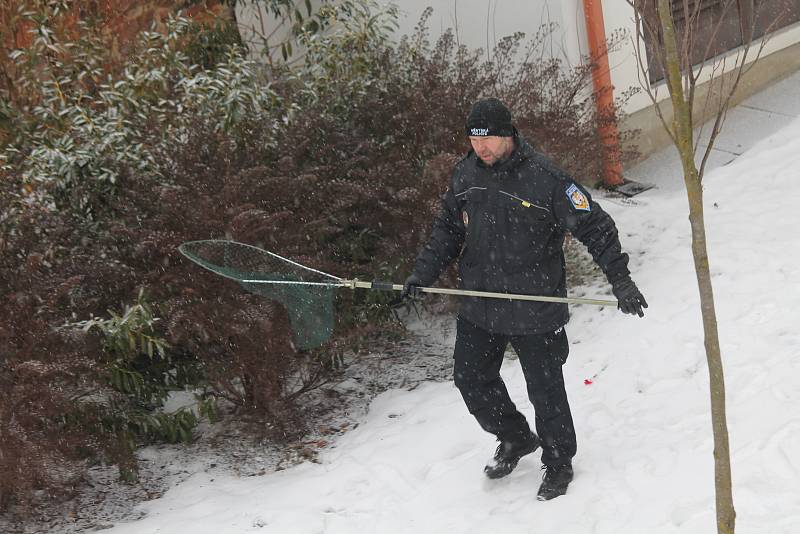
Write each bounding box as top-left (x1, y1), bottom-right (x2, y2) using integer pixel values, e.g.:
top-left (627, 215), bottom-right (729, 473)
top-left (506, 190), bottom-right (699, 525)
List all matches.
top-left (584, 379), bottom-right (593, 385)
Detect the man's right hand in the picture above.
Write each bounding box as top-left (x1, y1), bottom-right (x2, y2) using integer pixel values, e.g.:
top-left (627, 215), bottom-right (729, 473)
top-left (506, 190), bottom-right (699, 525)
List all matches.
top-left (401, 274), bottom-right (423, 300)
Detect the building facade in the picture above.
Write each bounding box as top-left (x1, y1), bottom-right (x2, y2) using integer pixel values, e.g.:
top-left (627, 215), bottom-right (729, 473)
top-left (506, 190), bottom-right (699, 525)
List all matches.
top-left (237, 0), bottom-right (800, 163)
top-left (391, 0), bottom-right (800, 161)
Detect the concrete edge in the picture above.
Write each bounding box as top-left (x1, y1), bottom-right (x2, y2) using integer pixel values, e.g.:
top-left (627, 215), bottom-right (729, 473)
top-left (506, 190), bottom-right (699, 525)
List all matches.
top-left (620, 39), bottom-right (800, 168)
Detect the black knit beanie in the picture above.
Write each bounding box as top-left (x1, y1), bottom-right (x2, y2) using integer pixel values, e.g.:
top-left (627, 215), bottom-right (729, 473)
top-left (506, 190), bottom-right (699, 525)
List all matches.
top-left (465, 97), bottom-right (514, 137)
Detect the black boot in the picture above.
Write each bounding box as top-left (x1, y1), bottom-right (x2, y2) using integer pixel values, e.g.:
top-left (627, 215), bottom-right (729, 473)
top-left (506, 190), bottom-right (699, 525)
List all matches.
top-left (484, 433), bottom-right (540, 479)
top-left (537, 463), bottom-right (573, 501)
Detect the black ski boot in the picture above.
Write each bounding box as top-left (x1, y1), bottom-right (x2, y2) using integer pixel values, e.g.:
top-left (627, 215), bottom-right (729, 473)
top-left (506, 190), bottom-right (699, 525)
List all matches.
top-left (537, 463), bottom-right (573, 501)
top-left (484, 432), bottom-right (540, 479)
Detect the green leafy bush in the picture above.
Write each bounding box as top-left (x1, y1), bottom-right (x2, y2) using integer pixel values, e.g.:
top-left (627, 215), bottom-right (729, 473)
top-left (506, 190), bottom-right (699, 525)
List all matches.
top-left (2, 14), bottom-right (281, 219)
top-left (57, 290), bottom-right (211, 481)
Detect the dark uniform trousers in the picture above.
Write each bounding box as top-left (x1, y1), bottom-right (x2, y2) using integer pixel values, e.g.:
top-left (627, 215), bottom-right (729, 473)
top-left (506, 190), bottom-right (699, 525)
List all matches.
top-left (453, 317), bottom-right (577, 468)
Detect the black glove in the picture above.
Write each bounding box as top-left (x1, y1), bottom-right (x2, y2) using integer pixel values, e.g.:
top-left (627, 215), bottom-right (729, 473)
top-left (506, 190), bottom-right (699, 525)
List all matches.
top-left (612, 276), bottom-right (648, 317)
top-left (400, 274), bottom-right (424, 300)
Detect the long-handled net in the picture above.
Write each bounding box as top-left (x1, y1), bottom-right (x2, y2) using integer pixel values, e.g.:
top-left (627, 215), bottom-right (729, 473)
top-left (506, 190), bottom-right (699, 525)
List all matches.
top-left (178, 240), bottom-right (616, 349)
top-left (179, 240), bottom-right (339, 350)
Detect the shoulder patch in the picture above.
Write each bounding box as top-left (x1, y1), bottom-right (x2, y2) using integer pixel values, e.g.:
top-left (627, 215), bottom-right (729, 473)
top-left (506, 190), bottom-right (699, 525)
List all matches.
top-left (566, 184), bottom-right (591, 211)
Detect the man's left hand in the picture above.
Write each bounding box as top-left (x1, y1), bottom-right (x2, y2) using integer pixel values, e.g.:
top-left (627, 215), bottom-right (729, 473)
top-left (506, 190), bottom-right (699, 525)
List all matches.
top-left (612, 276), bottom-right (648, 318)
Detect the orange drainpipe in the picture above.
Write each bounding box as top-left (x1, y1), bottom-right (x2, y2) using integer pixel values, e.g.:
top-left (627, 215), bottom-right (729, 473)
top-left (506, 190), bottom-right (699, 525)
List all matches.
top-left (582, 0), bottom-right (624, 186)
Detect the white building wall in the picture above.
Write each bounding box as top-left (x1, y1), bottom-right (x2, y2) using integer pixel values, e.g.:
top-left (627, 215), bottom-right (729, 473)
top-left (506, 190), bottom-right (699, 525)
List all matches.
top-left (599, 1), bottom-right (645, 112)
top-left (389, 1), bottom-right (653, 115)
top-left (393, 1), bottom-right (800, 115)
top-left (391, 0), bottom-right (589, 69)
top-left (237, 1), bottom-right (800, 115)
top-left (235, 1), bottom-right (593, 70)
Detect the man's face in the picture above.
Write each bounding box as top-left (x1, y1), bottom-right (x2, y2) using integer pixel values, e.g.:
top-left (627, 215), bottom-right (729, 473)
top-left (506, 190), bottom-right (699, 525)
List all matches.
top-left (469, 135), bottom-right (514, 166)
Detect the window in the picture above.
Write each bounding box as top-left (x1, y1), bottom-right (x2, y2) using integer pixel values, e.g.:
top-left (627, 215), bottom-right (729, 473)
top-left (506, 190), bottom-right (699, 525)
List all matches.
top-left (641, 0), bottom-right (800, 84)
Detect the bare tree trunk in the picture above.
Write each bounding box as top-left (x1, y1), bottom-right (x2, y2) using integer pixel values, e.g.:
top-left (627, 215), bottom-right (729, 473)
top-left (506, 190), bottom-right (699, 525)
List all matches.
top-left (685, 170), bottom-right (735, 534)
top-left (656, 1), bottom-right (735, 532)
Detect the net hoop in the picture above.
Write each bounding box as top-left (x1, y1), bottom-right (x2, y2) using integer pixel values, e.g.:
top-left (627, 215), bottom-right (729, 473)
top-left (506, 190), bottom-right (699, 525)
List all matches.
top-left (178, 239), bottom-right (343, 283)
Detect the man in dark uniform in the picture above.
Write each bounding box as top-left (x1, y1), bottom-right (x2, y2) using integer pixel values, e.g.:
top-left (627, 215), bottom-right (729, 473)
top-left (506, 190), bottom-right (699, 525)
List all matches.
top-left (402, 98), bottom-right (647, 501)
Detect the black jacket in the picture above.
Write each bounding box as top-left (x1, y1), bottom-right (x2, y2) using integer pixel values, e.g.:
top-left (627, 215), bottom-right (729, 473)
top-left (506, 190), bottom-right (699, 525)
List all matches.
top-left (412, 133), bottom-right (630, 335)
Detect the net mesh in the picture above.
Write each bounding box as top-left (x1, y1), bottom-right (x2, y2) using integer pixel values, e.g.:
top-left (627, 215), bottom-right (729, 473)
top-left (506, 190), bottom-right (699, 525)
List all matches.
top-left (178, 240), bottom-right (338, 350)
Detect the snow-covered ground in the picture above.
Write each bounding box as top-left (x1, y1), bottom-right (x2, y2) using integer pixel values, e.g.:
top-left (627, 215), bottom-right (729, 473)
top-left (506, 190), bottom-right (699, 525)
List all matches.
top-left (103, 115), bottom-right (800, 533)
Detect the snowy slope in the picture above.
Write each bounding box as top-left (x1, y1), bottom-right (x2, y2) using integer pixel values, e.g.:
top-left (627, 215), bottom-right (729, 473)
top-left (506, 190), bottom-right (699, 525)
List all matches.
top-left (106, 117), bottom-right (800, 534)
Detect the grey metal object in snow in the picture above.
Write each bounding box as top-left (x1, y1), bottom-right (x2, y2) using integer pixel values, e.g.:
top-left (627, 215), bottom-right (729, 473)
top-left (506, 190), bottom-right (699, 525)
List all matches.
top-left (613, 179), bottom-right (655, 197)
